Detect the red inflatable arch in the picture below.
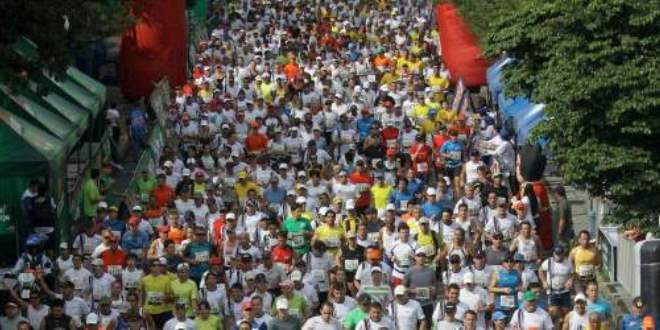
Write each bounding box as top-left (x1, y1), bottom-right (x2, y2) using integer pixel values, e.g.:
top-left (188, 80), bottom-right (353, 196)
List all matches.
top-left (120, 0), bottom-right (187, 100)
top-left (436, 4), bottom-right (490, 87)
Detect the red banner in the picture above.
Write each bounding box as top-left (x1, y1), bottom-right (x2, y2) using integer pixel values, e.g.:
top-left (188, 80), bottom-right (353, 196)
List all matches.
top-left (119, 0), bottom-right (187, 100)
top-left (436, 4), bottom-right (490, 87)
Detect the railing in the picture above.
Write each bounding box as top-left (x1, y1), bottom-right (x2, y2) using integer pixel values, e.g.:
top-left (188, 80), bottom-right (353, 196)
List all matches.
top-left (616, 234), bottom-right (640, 296)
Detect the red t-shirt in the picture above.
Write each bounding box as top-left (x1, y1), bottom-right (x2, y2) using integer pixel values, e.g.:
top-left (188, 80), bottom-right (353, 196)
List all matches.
top-left (100, 249), bottom-right (127, 268)
top-left (350, 171), bottom-right (374, 207)
top-left (151, 185), bottom-right (175, 208)
top-left (271, 245), bottom-right (294, 265)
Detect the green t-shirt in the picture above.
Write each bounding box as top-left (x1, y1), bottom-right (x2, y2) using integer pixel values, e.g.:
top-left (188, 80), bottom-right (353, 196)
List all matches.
top-left (194, 315), bottom-right (222, 330)
top-left (170, 279), bottom-right (198, 316)
top-left (271, 294), bottom-right (307, 319)
top-left (343, 307), bottom-right (368, 330)
top-left (83, 178), bottom-right (100, 218)
top-left (135, 177), bottom-right (157, 200)
top-left (281, 217), bottom-right (313, 254)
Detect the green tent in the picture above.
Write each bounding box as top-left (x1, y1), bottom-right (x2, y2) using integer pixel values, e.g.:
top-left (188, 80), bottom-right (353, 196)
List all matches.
top-left (27, 80), bottom-right (90, 137)
top-left (0, 107), bottom-right (66, 264)
top-left (0, 84), bottom-right (81, 148)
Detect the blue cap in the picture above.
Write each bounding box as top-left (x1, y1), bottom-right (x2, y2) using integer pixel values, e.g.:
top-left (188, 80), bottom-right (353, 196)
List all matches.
top-left (492, 311), bottom-right (507, 321)
top-left (513, 253), bottom-right (526, 262)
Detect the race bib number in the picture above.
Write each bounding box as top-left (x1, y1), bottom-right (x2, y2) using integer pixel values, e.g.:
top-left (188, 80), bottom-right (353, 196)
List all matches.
top-left (551, 277), bottom-right (565, 290)
top-left (195, 251), bottom-right (210, 263)
top-left (108, 265), bottom-right (123, 277)
top-left (386, 139), bottom-right (397, 148)
top-left (449, 151), bottom-right (461, 161)
top-left (500, 294), bottom-right (515, 308)
top-left (417, 162), bottom-right (428, 172)
top-left (289, 308), bottom-right (300, 317)
top-left (325, 238), bottom-right (340, 248)
top-left (400, 200), bottom-right (408, 210)
top-left (125, 281), bottom-right (138, 289)
top-left (367, 232), bottom-right (380, 242)
top-left (398, 258), bottom-right (410, 267)
top-left (458, 134), bottom-right (467, 141)
top-left (345, 259), bottom-right (359, 271)
top-left (368, 74), bottom-right (376, 82)
top-left (147, 292), bottom-right (164, 305)
top-left (291, 234), bottom-right (305, 247)
top-left (416, 287), bottom-right (430, 300)
top-left (340, 131), bottom-right (353, 143)
top-left (578, 265), bottom-right (594, 277)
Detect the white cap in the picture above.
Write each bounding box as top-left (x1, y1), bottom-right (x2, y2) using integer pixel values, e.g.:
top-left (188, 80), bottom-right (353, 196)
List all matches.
top-left (276, 297), bottom-right (289, 309)
top-left (158, 257), bottom-right (168, 265)
top-left (200, 120), bottom-right (209, 126)
top-left (132, 205), bottom-right (143, 212)
top-left (164, 160), bottom-right (174, 167)
top-left (91, 258), bottom-right (104, 267)
top-left (182, 168), bottom-right (192, 176)
top-left (279, 163), bottom-right (288, 170)
top-left (371, 266), bottom-right (383, 273)
top-left (394, 285), bottom-right (407, 296)
top-left (463, 272), bottom-right (474, 284)
top-left (386, 203), bottom-right (396, 211)
top-left (186, 158), bottom-right (196, 165)
top-left (574, 293), bottom-right (587, 302)
top-left (97, 201), bottom-right (108, 209)
top-left (59, 242), bottom-right (69, 249)
top-left (86, 313), bottom-right (99, 324)
top-left (297, 170), bottom-right (307, 178)
top-left (345, 199), bottom-right (356, 210)
top-left (295, 196), bottom-right (307, 205)
top-left (174, 322), bottom-right (188, 330)
top-left (418, 217), bottom-right (429, 224)
top-left (426, 187), bottom-right (437, 195)
top-left (415, 247), bottom-right (428, 255)
top-left (290, 270), bottom-right (303, 282)
top-left (226, 212), bottom-right (236, 220)
top-left (319, 207), bottom-right (329, 216)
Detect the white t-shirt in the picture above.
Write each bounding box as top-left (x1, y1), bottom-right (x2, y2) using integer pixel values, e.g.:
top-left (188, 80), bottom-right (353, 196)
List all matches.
top-left (540, 257), bottom-right (572, 293)
top-left (27, 304), bottom-right (49, 329)
top-left (355, 316), bottom-right (395, 330)
top-left (199, 286), bottom-right (228, 315)
top-left (163, 317), bottom-right (196, 330)
top-left (332, 297), bottom-right (357, 323)
top-left (122, 268), bottom-right (143, 292)
top-left (509, 307), bottom-right (554, 330)
top-left (388, 299), bottom-right (425, 330)
top-left (91, 273), bottom-right (116, 302)
top-left (301, 315), bottom-right (342, 330)
top-left (63, 267), bottom-right (92, 296)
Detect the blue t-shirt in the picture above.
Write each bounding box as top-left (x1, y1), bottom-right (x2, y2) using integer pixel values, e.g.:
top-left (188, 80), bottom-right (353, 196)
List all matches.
top-left (388, 190), bottom-right (413, 209)
top-left (356, 116), bottom-right (375, 141)
top-left (421, 201), bottom-right (442, 219)
top-left (587, 297), bottom-right (613, 319)
top-left (440, 140), bottom-right (465, 168)
top-left (121, 230), bottom-right (150, 253)
top-left (263, 187), bottom-right (287, 205)
top-left (406, 179), bottom-right (423, 196)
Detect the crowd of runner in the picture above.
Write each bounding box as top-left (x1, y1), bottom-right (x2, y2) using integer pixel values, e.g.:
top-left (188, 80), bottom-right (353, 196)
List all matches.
top-left (2, 0), bottom-right (656, 330)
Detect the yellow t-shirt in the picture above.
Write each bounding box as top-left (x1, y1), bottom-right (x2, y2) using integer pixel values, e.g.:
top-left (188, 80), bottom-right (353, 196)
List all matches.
top-left (571, 246), bottom-right (598, 277)
top-left (428, 76), bottom-right (450, 90)
top-left (234, 181), bottom-right (261, 202)
top-left (170, 279), bottom-right (198, 315)
top-left (436, 108), bottom-right (457, 124)
top-left (420, 119), bottom-right (436, 135)
top-left (141, 274), bottom-right (173, 315)
top-left (315, 225), bottom-right (344, 255)
top-left (195, 315), bottom-right (222, 330)
top-left (414, 104), bottom-right (430, 120)
top-left (415, 231), bottom-right (437, 256)
top-left (371, 184), bottom-right (393, 210)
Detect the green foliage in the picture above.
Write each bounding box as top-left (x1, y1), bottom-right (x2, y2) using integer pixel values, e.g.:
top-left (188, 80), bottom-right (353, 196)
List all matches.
top-left (0, 0), bottom-right (131, 85)
top-left (452, 0), bottom-right (526, 46)
top-left (481, 0), bottom-right (660, 233)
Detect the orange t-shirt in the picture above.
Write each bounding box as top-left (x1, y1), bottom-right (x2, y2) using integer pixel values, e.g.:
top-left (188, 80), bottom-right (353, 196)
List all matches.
top-left (350, 171), bottom-right (374, 207)
top-left (245, 133), bottom-right (268, 152)
top-left (168, 227), bottom-right (185, 245)
top-left (283, 63), bottom-right (301, 81)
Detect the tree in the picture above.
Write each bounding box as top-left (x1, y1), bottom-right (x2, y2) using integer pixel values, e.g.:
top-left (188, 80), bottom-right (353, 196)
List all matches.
top-left (481, 0), bottom-right (660, 233)
top-left (0, 1), bottom-right (131, 85)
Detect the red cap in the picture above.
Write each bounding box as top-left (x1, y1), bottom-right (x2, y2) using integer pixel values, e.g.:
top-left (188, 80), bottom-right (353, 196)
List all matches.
top-left (158, 225), bottom-right (170, 233)
top-left (242, 301), bottom-right (254, 311)
top-left (128, 216), bottom-right (140, 226)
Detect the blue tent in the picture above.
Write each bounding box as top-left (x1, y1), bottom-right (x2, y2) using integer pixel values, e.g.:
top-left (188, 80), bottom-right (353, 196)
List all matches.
top-left (487, 58), bottom-right (546, 144)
